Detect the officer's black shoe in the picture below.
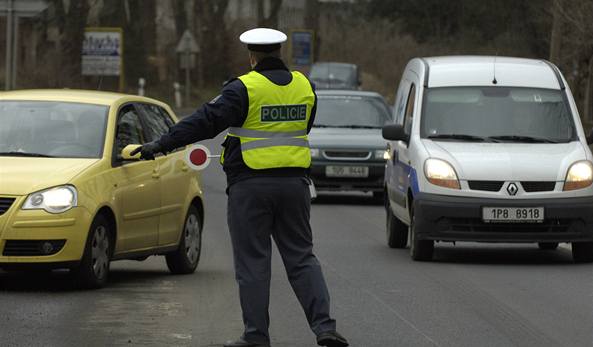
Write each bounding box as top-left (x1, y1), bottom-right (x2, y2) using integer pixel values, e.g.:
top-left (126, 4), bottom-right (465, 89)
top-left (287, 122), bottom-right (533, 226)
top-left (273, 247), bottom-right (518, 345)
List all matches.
top-left (223, 337), bottom-right (271, 347)
top-left (316, 331), bottom-right (349, 347)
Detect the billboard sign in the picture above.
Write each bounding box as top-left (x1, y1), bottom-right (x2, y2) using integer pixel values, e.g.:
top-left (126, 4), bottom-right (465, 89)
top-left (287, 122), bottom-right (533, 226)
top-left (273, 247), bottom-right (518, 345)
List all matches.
top-left (290, 30), bottom-right (314, 67)
top-left (82, 28), bottom-right (122, 76)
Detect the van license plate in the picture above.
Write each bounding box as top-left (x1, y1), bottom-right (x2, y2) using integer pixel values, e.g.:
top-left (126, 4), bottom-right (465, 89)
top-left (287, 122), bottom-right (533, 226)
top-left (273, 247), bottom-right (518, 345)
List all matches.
top-left (325, 166), bottom-right (369, 178)
top-left (482, 207), bottom-right (544, 223)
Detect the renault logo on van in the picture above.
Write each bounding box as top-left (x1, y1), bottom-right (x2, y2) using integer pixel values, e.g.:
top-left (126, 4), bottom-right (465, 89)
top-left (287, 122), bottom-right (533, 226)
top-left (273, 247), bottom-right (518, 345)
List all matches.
top-left (507, 183), bottom-right (518, 196)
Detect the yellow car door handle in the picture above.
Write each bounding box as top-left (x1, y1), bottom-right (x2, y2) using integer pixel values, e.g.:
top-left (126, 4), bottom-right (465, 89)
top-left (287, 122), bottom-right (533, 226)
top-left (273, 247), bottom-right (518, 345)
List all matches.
top-left (152, 170), bottom-right (160, 179)
top-left (181, 164), bottom-right (189, 172)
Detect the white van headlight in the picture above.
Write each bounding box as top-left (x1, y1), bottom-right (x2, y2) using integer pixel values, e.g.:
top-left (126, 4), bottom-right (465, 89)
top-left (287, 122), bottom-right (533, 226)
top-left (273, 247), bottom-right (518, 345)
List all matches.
top-left (424, 159), bottom-right (460, 189)
top-left (564, 161), bottom-right (593, 191)
top-left (22, 185), bottom-right (78, 214)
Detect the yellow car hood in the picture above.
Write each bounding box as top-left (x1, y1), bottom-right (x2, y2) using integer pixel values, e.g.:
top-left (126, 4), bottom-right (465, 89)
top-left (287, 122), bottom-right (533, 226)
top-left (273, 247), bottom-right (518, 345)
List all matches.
top-left (0, 157), bottom-right (98, 196)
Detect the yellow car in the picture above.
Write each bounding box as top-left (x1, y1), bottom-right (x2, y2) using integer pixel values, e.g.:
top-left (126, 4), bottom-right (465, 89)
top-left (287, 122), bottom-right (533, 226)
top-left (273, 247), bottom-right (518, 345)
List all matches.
top-left (0, 90), bottom-right (205, 288)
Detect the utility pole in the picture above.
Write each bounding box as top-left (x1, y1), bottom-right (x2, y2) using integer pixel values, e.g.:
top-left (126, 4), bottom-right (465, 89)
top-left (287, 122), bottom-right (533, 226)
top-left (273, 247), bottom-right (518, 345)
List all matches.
top-left (4, 0), bottom-right (13, 90)
top-left (11, 15), bottom-right (18, 88)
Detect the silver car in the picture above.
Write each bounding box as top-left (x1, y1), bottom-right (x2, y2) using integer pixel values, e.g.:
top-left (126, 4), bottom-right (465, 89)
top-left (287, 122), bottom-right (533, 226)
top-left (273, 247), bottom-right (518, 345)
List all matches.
top-left (309, 90), bottom-right (392, 199)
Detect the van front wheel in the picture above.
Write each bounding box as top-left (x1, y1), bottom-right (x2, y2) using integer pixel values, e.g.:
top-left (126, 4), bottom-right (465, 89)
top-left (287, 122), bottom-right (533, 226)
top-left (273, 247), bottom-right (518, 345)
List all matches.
top-left (409, 207), bottom-right (434, 261)
top-left (572, 242), bottom-right (593, 263)
top-left (386, 205), bottom-right (408, 248)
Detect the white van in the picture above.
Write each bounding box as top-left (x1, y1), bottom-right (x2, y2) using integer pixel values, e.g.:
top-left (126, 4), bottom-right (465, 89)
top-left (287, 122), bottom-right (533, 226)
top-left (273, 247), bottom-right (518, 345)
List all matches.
top-left (382, 56), bottom-right (593, 262)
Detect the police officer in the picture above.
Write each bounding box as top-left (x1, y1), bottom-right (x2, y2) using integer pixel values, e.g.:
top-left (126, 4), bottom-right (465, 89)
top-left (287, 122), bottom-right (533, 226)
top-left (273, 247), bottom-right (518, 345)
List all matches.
top-left (131, 28), bottom-right (348, 347)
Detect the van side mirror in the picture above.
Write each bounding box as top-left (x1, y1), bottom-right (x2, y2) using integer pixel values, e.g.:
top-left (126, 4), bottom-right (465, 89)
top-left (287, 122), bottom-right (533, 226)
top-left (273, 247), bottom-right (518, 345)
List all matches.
top-left (382, 124), bottom-right (408, 142)
top-left (588, 128), bottom-right (593, 145)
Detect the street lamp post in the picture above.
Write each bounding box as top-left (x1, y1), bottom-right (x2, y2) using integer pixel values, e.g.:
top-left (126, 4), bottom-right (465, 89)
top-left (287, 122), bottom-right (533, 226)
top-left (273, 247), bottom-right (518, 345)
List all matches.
top-left (1, 0), bottom-right (48, 90)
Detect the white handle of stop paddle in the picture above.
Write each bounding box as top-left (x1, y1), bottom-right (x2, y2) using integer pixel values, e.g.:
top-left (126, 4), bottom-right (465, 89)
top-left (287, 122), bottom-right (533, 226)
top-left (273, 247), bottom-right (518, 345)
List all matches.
top-left (185, 144), bottom-right (220, 171)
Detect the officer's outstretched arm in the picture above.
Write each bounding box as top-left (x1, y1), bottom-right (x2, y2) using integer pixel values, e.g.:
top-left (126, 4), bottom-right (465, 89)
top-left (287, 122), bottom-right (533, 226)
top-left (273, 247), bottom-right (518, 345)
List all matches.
top-left (156, 81), bottom-right (248, 152)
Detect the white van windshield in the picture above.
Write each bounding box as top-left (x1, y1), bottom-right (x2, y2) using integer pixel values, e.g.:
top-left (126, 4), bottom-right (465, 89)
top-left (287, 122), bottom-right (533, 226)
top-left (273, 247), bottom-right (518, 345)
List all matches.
top-left (420, 87), bottom-right (577, 143)
top-left (0, 101), bottom-right (108, 158)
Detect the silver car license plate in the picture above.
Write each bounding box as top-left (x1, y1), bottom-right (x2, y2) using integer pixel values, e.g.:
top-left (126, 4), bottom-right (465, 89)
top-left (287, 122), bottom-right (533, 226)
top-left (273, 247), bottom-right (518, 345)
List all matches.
top-left (482, 207), bottom-right (544, 223)
top-left (325, 165), bottom-right (369, 178)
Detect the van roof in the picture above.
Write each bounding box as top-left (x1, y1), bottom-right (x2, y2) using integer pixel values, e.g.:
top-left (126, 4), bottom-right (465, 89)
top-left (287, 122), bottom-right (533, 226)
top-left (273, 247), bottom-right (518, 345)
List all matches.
top-left (422, 56), bottom-right (562, 90)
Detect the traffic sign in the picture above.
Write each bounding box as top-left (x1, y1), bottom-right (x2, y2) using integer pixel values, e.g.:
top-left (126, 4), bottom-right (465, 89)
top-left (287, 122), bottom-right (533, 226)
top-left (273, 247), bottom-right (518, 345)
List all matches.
top-left (290, 30), bottom-right (314, 66)
top-left (176, 30), bottom-right (200, 54)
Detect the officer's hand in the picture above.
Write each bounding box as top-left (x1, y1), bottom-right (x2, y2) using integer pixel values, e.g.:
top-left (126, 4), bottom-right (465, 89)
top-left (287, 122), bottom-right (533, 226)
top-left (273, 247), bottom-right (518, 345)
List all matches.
top-left (130, 141), bottom-right (162, 160)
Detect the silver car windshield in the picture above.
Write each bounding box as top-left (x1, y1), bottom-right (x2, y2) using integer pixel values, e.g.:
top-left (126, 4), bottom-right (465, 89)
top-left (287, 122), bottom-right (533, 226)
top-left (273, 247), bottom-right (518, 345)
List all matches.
top-left (315, 96), bottom-right (391, 128)
top-left (420, 87), bottom-right (577, 143)
top-left (310, 64), bottom-right (354, 85)
top-left (0, 101), bottom-right (108, 158)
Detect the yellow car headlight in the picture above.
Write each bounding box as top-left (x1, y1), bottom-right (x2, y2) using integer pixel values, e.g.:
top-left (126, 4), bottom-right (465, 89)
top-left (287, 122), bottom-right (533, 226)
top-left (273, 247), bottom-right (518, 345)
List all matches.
top-left (22, 185), bottom-right (78, 214)
top-left (564, 161), bottom-right (593, 191)
top-left (424, 158), bottom-right (460, 189)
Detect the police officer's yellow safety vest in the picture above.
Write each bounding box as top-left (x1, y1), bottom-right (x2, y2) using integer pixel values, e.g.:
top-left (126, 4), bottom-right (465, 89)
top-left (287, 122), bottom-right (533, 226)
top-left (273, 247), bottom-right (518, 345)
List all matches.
top-left (223, 70), bottom-right (315, 170)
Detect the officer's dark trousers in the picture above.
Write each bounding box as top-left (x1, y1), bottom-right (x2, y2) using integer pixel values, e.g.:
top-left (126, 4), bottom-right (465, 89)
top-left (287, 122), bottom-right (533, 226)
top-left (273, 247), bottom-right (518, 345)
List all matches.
top-left (227, 176), bottom-right (336, 343)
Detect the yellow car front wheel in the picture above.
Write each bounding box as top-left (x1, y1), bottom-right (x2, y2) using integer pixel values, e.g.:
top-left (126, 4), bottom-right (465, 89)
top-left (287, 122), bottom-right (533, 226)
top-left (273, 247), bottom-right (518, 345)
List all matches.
top-left (166, 205), bottom-right (202, 274)
top-left (73, 214), bottom-right (112, 289)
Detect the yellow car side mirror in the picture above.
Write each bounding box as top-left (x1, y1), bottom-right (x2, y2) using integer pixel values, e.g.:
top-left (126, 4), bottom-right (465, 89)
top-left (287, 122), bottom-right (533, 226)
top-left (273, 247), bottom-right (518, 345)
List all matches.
top-left (121, 144), bottom-right (142, 160)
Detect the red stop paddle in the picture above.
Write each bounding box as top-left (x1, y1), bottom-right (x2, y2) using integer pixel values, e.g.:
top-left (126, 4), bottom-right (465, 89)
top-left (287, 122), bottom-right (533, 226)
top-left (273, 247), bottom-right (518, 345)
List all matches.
top-left (185, 144), bottom-right (218, 171)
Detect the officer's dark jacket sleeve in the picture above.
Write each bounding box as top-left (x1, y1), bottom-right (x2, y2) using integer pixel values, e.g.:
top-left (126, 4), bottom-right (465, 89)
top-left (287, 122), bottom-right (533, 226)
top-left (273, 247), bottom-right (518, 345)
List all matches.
top-left (157, 79), bottom-right (247, 152)
top-left (308, 81), bottom-right (317, 133)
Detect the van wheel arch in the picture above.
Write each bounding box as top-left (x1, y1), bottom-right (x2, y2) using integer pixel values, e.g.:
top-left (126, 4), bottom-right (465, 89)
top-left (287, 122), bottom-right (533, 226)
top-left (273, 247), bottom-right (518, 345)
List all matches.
top-left (407, 190), bottom-right (414, 217)
top-left (407, 190), bottom-right (434, 261)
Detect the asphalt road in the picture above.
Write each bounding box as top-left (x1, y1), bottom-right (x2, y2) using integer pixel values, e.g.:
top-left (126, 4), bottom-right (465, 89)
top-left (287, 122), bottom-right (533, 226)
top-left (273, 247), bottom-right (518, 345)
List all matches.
top-left (1, 136), bottom-right (593, 347)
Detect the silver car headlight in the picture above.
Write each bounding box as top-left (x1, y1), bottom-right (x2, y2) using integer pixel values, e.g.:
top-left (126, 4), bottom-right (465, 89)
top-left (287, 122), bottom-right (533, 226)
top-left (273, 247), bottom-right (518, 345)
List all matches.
top-left (375, 149), bottom-right (388, 160)
top-left (310, 148), bottom-right (321, 158)
top-left (22, 185), bottom-right (78, 214)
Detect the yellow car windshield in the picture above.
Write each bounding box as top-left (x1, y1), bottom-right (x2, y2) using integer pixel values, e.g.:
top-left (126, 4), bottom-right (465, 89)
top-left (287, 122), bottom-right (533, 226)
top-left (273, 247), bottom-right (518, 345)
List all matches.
top-left (0, 101), bottom-right (108, 158)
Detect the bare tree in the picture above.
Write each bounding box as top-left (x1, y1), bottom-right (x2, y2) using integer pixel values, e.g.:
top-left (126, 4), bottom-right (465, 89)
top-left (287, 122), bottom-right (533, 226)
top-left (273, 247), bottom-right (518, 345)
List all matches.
top-left (171, 0), bottom-right (191, 38)
top-left (549, 0), bottom-right (563, 64)
top-left (47, 0), bottom-right (91, 87)
top-left (552, 0), bottom-right (593, 123)
top-left (99, 0), bottom-right (158, 91)
top-left (194, 0), bottom-right (230, 85)
top-left (304, 0), bottom-right (319, 61)
top-left (257, 0), bottom-right (283, 28)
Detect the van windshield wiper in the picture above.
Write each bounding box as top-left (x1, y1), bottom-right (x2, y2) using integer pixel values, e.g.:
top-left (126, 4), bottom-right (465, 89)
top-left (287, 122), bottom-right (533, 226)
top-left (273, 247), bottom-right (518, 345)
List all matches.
top-left (334, 125), bottom-right (380, 129)
top-left (0, 151), bottom-right (55, 157)
top-left (313, 124), bottom-right (380, 129)
top-left (427, 134), bottom-right (491, 142)
top-left (488, 135), bottom-right (559, 143)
